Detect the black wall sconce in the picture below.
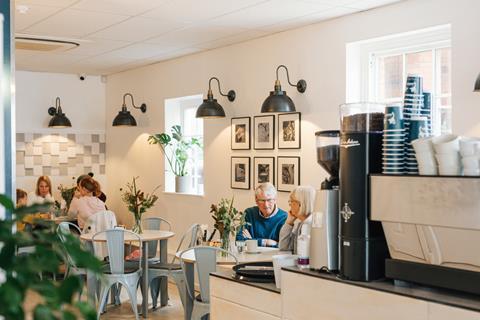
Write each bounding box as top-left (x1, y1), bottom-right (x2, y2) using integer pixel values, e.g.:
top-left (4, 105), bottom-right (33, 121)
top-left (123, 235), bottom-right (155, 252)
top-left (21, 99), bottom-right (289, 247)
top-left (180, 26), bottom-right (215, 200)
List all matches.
top-left (48, 97), bottom-right (72, 128)
top-left (196, 77), bottom-right (236, 118)
top-left (261, 64), bottom-right (307, 113)
top-left (474, 73), bottom-right (480, 92)
top-left (112, 93), bottom-right (147, 127)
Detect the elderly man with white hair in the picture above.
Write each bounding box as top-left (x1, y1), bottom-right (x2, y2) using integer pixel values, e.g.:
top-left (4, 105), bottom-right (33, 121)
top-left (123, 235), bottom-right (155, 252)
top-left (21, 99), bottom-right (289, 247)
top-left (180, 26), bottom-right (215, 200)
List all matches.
top-left (279, 185), bottom-right (316, 253)
top-left (236, 183), bottom-right (287, 247)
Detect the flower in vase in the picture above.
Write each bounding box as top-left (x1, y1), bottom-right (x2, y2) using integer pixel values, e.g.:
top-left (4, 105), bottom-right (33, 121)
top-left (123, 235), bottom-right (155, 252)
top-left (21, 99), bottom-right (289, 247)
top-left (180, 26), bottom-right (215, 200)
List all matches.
top-left (210, 197), bottom-right (246, 252)
top-left (120, 176), bottom-right (160, 233)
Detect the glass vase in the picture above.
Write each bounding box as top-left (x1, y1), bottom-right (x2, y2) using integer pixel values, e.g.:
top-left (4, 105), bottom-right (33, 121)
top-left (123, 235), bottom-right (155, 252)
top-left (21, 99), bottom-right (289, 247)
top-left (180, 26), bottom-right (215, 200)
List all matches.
top-left (220, 231), bottom-right (231, 257)
top-left (132, 214), bottom-right (142, 234)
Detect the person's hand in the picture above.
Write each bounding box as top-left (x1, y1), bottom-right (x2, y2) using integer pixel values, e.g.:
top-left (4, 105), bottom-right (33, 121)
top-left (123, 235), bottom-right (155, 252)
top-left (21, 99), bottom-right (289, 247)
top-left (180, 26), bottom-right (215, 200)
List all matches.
top-left (264, 239), bottom-right (277, 247)
top-left (286, 210), bottom-right (297, 226)
top-left (242, 229), bottom-right (252, 239)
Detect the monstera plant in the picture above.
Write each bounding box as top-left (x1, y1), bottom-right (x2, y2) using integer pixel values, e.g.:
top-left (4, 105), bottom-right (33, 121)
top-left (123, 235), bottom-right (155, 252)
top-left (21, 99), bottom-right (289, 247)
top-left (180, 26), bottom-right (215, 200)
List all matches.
top-left (148, 125), bottom-right (202, 192)
top-left (0, 194), bottom-right (102, 320)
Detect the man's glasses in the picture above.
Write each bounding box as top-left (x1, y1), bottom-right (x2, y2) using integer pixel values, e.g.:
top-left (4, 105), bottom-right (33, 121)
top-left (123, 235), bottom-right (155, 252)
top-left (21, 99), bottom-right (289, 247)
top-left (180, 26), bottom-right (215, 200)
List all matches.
top-left (256, 198), bottom-right (276, 204)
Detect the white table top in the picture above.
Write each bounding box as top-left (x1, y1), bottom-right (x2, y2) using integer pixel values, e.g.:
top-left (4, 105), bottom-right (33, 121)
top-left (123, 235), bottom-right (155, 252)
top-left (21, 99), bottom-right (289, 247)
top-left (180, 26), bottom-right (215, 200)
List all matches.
top-left (80, 229), bottom-right (175, 242)
top-left (178, 247), bottom-right (291, 265)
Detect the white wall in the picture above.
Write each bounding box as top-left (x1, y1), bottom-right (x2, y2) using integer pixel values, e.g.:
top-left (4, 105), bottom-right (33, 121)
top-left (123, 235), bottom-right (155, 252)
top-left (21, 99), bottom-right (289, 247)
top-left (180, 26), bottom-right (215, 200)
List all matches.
top-left (15, 71), bottom-right (106, 198)
top-left (105, 0), bottom-right (480, 251)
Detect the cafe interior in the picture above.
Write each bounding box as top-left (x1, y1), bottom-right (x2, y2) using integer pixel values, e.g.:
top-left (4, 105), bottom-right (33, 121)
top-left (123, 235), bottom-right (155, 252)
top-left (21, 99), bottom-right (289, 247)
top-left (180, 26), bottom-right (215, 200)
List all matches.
top-left (1, 0), bottom-right (480, 319)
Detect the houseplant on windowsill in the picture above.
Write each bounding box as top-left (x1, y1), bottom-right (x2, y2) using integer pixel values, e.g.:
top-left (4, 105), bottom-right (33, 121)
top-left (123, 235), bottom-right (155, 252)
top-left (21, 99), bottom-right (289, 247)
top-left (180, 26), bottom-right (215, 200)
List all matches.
top-left (210, 197), bottom-right (247, 255)
top-left (148, 125), bottom-right (202, 193)
top-left (120, 176), bottom-right (159, 234)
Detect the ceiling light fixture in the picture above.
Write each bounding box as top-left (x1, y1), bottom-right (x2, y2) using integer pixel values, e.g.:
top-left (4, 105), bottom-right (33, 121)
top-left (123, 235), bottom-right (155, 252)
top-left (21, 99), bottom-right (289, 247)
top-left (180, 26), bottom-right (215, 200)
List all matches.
top-left (261, 64), bottom-right (306, 113)
top-left (112, 93), bottom-right (147, 127)
top-left (196, 77), bottom-right (236, 118)
top-left (48, 97), bottom-right (72, 128)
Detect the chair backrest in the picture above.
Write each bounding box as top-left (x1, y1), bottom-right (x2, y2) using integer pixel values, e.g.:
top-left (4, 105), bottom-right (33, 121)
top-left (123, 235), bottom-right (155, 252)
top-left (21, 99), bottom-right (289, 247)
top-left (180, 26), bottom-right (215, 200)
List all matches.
top-left (57, 222), bottom-right (83, 267)
top-left (143, 217), bottom-right (172, 258)
top-left (179, 246), bottom-right (238, 303)
top-left (92, 229), bottom-right (141, 274)
top-left (83, 210), bottom-right (117, 259)
top-left (172, 223), bottom-right (201, 263)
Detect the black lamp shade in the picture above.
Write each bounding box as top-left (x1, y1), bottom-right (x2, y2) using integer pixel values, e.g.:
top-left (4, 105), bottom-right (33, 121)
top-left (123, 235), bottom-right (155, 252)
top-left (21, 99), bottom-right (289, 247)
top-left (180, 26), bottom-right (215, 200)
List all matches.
top-left (474, 73), bottom-right (480, 92)
top-left (261, 90), bottom-right (296, 113)
top-left (48, 112), bottom-right (72, 128)
top-left (196, 98), bottom-right (226, 118)
top-left (112, 109), bottom-right (137, 126)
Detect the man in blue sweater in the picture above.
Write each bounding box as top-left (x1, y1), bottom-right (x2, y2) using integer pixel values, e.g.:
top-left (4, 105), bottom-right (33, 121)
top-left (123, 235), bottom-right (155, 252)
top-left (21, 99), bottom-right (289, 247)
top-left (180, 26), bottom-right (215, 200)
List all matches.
top-left (236, 183), bottom-right (287, 247)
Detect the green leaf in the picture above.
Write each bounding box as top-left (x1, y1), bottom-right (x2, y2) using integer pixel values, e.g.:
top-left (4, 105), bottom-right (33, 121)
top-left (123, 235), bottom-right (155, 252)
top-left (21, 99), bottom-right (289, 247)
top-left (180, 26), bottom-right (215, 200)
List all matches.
top-left (58, 276), bottom-right (82, 304)
top-left (61, 310), bottom-right (76, 320)
top-left (0, 194), bottom-right (14, 211)
top-left (33, 304), bottom-right (54, 320)
top-left (75, 301), bottom-right (97, 320)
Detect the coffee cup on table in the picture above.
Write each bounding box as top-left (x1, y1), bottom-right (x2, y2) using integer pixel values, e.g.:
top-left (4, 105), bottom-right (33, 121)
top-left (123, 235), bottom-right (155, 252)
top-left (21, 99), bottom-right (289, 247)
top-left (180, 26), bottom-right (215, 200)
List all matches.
top-left (245, 239), bottom-right (258, 253)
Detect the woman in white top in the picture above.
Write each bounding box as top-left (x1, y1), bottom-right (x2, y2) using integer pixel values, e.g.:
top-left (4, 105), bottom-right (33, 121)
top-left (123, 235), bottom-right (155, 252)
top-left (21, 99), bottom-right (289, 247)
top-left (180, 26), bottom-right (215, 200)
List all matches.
top-left (279, 186), bottom-right (316, 253)
top-left (68, 176), bottom-right (106, 229)
top-left (28, 176), bottom-right (55, 205)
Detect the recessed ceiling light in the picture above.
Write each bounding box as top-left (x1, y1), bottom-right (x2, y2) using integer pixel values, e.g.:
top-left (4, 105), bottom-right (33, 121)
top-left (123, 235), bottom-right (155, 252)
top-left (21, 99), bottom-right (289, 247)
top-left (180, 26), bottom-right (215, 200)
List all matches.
top-left (16, 5), bottom-right (29, 14)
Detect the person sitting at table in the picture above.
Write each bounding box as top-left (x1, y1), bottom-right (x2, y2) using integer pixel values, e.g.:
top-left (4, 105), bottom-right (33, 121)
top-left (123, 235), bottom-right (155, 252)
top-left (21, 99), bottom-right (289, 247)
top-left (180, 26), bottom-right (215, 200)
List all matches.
top-left (68, 176), bottom-right (106, 229)
top-left (279, 185), bottom-right (316, 253)
top-left (236, 182), bottom-right (287, 247)
top-left (75, 172), bottom-right (107, 204)
top-left (28, 175), bottom-right (55, 205)
top-left (16, 188), bottom-right (29, 231)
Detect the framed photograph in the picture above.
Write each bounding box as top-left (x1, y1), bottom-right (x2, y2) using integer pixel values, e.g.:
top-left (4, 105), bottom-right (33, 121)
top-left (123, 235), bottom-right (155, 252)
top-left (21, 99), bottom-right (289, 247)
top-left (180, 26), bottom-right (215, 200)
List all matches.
top-left (253, 115), bottom-right (275, 150)
top-left (231, 157), bottom-right (250, 190)
top-left (253, 157), bottom-right (275, 189)
top-left (231, 117), bottom-right (251, 150)
top-left (277, 156), bottom-right (300, 192)
top-left (278, 112), bottom-right (301, 149)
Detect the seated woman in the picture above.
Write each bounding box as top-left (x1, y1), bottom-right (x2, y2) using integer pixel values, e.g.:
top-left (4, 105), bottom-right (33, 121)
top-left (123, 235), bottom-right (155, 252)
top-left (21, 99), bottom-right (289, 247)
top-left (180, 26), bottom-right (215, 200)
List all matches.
top-left (68, 176), bottom-right (106, 230)
top-left (28, 176), bottom-right (55, 205)
top-left (279, 186), bottom-right (316, 253)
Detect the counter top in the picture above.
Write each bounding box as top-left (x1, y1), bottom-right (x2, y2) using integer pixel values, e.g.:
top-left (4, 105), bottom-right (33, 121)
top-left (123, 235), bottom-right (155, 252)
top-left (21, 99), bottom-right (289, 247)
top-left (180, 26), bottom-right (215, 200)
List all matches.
top-left (210, 269), bottom-right (280, 294)
top-left (282, 267), bottom-right (480, 312)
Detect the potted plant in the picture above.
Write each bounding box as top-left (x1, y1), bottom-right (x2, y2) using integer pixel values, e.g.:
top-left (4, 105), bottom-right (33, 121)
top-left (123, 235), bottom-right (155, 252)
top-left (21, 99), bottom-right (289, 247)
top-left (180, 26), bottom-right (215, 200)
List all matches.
top-left (120, 176), bottom-right (159, 234)
top-left (210, 197), bottom-right (247, 255)
top-left (0, 194), bottom-right (102, 319)
top-left (148, 125), bottom-right (201, 193)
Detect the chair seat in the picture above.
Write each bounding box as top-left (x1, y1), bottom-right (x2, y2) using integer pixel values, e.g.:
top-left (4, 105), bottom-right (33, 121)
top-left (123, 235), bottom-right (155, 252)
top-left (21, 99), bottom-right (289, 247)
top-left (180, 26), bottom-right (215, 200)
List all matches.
top-left (150, 262), bottom-right (181, 271)
top-left (102, 263), bottom-right (140, 274)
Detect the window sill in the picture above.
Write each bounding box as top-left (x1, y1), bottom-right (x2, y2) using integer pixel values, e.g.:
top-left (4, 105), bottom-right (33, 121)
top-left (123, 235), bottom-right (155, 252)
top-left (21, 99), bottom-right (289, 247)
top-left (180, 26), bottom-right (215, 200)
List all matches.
top-left (163, 191), bottom-right (204, 198)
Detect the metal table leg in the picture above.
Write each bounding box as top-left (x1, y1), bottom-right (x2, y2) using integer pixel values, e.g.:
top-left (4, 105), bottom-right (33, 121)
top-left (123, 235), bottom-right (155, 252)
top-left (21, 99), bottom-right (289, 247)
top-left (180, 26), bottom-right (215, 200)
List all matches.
top-left (159, 239), bottom-right (169, 307)
top-left (184, 261), bottom-right (194, 320)
top-left (142, 241), bottom-right (149, 318)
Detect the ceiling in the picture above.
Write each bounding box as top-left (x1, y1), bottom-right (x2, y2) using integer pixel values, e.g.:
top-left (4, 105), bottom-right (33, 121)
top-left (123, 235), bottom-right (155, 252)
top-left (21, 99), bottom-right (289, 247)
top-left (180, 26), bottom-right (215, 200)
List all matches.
top-left (14, 0), bottom-right (402, 76)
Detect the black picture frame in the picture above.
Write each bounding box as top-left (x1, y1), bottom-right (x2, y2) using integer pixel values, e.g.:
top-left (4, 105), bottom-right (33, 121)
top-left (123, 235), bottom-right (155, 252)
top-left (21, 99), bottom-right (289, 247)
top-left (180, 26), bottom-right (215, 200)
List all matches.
top-left (231, 157), bottom-right (250, 190)
top-left (231, 117), bottom-right (251, 150)
top-left (253, 157), bottom-right (275, 189)
top-left (253, 115), bottom-right (275, 150)
top-left (277, 156), bottom-right (300, 192)
top-left (278, 112), bottom-right (301, 149)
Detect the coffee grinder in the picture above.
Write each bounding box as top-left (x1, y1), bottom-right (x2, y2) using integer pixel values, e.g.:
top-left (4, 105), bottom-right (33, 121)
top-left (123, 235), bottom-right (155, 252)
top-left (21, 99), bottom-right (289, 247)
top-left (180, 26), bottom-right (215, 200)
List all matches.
top-left (310, 130), bottom-right (340, 271)
top-left (338, 103), bottom-right (389, 281)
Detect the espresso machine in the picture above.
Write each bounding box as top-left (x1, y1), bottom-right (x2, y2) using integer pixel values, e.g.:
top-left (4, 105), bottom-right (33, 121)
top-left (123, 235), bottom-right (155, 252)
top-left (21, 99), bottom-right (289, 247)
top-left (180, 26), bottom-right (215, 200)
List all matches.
top-left (310, 130), bottom-right (340, 271)
top-left (338, 103), bottom-right (389, 281)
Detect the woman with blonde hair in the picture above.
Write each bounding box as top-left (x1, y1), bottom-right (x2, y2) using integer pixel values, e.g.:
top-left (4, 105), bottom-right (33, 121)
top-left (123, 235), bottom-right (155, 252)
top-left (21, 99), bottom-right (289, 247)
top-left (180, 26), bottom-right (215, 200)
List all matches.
top-left (68, 176), bottom-right (106, 229)
top-left (28, 176), bottom-right (55, 205)
top-left (279, 185), bottom-right (316, 253)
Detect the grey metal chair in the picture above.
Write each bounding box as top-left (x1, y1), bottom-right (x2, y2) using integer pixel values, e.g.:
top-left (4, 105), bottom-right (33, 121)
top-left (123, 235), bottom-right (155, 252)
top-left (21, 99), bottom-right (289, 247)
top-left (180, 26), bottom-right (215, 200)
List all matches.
top-left (142, 217), bottom-right (172, 261)
top-left (57, 221), bottom-right (85, 277)
top-left (93, 229), bottom-right (142, 320)
top-left (146, 223), bottom-right (201, 309)
top-left (179, 246), bottom-right (238, 320)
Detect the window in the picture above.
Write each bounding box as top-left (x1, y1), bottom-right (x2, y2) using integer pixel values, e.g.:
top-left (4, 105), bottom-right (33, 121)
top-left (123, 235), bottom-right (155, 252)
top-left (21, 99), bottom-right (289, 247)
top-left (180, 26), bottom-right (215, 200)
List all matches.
top-left (164, 94), bottom-right (204, 195)
top-left (347, 25), bottom-right (452, 135)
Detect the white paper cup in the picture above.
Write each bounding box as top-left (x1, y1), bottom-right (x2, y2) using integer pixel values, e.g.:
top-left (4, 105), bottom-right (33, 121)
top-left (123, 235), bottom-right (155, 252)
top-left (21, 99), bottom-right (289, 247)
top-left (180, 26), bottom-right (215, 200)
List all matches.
top-left (438, 165), bottom-right (461, 176)
top-left (272, 254), bottom-right (298, 289)
top-left (418, 164), bottom-right (438, 175)
top-left (461, 155), bottom-right (480, 169)
top-left (464, 168), bottom-right (480, 176)
top-left (412, 137), bottom-right (434, 154)
top-left (432, 134), bottom-right (460, 154)
top-left (246, 239), bottom-right (258, 252)
top-left (460, 138), bottom-right (480, 157)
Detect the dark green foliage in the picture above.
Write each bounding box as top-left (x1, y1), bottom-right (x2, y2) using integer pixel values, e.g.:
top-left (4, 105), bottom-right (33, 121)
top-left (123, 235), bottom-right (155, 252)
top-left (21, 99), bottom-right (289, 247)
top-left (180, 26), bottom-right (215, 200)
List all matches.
top-left (0, 194), bottom-right (103, 320)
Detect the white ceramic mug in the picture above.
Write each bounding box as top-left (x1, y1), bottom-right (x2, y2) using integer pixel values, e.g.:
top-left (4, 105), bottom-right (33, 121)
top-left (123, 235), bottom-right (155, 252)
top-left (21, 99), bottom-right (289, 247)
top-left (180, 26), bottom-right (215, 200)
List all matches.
top-left (245, 239), bottom-right (258, 253)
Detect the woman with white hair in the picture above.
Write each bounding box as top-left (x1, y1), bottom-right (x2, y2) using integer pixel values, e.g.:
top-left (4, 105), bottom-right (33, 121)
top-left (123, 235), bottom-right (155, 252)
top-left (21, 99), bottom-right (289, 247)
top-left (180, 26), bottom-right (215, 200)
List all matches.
top-left (279, 185), bottom-right (316, 253)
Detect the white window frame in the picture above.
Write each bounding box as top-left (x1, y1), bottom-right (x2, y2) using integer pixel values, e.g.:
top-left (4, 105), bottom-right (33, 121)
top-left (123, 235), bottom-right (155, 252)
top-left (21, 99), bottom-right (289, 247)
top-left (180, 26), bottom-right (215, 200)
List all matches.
top-left (346, 24), bottom-right (451, 135)
top-left (164, 94), bottom-right (204, 195)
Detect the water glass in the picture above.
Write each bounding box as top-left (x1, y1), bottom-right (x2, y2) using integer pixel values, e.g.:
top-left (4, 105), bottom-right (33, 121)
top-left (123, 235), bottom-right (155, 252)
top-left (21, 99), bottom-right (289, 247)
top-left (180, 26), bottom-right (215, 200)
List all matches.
top-left (236, 241), bottom-right (246, 253)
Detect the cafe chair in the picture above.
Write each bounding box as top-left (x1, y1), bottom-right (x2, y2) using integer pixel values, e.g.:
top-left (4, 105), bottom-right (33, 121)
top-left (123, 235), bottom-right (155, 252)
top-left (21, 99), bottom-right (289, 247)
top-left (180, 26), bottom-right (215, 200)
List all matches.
top-left (142, 217), bottom-right (172, 261)
top-left (93, 229), bottom-right (142, 320)
top-left (179, 246), bottom-right (238, 320)
top-left (146, 223), bottom-right (201, 309)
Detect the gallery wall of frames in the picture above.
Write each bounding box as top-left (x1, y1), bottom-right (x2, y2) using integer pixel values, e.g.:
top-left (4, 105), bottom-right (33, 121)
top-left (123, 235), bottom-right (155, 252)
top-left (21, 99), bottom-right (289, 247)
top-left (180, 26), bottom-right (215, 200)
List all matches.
top-left (230, 112), bottom-right (301, 192)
